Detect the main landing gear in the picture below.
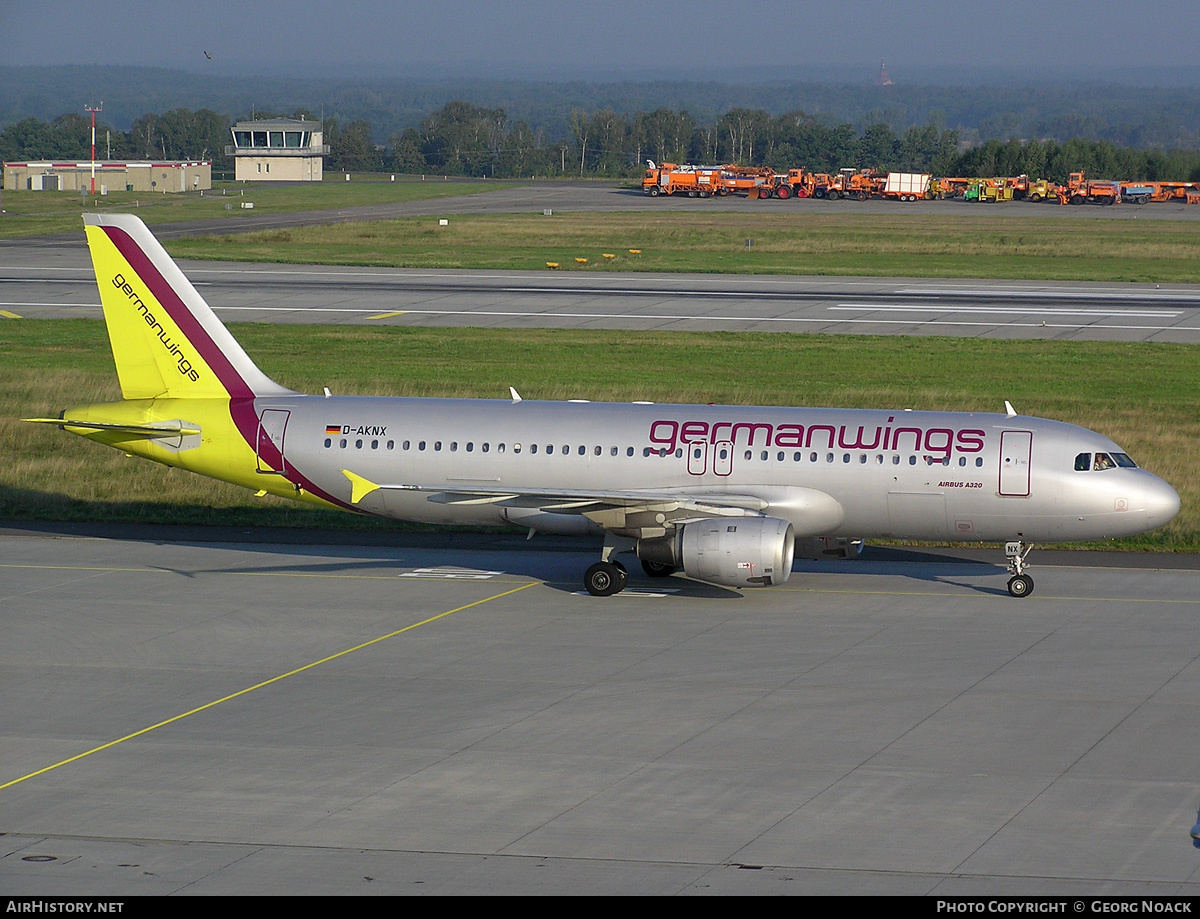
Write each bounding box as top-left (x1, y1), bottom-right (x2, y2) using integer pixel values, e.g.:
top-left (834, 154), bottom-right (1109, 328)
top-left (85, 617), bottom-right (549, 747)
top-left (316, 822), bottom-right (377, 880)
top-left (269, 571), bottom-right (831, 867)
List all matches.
top-left (584, 534), bottom-right (633, 596)
top-left (584, 559), bottom-right (627, 596)
top-left (583, 534), bottom-right (679, 596)
top-left (1005, 540), bottom-right (1034, 598)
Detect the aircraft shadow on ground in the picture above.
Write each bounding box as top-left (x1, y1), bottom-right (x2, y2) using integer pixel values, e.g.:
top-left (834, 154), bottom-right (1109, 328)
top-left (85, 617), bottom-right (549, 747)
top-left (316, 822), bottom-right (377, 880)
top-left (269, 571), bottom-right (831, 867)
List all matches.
top-left (796, 545), bottom-right (1009, 596)
top-left (5, 505), bottom-right (1009, 600)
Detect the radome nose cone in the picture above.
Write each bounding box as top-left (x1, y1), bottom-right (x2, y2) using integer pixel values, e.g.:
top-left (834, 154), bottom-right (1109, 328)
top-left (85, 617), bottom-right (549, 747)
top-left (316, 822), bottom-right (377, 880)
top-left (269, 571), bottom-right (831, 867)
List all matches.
top-left (1147, 477), bottom-right (1181, 529)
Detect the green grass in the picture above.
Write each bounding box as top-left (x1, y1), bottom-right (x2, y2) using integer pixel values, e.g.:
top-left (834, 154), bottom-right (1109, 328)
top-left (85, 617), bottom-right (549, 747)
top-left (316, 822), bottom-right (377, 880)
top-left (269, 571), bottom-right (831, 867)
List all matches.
top-left (165, 212), bottom-right (1200, 282)
top-left (3, 319), bottom-right (1197, 549)
top-left (0, 176), bottom-right (504, 239)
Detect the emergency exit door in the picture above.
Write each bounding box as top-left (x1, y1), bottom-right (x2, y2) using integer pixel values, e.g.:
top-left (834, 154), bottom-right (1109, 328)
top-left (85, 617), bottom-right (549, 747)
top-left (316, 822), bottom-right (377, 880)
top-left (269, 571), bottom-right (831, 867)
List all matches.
top-left (256, 409), bottom-right (290, 474)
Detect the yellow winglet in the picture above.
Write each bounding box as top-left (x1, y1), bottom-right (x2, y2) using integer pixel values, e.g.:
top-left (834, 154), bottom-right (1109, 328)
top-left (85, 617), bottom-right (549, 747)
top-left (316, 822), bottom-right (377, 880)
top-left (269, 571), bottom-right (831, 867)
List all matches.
top-left (341, 469), bottom-right (381, 504)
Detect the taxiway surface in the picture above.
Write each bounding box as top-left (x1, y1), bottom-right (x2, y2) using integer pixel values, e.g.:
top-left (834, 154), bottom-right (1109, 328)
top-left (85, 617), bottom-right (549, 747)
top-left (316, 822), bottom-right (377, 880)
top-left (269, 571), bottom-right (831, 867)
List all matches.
top-left (3, 529), bottom-right (1200, 895)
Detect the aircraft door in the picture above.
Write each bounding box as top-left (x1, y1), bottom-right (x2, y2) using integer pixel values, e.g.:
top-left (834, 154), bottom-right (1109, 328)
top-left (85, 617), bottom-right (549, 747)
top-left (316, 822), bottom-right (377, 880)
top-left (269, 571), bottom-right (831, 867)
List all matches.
top-left (256, 408), bottom-right (290, 474)
top-left (712, 441), bottom-right (733, 476)
top-left (687, 441), bottom-right (707, 475)
top-left (999, 430), bottom-right (1032, 496)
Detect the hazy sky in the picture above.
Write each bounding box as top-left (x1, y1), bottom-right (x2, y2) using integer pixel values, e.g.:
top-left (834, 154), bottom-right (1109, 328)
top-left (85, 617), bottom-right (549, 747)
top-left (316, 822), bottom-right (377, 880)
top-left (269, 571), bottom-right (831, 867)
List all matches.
top-left (4, 0), bottom-right (1198, 82)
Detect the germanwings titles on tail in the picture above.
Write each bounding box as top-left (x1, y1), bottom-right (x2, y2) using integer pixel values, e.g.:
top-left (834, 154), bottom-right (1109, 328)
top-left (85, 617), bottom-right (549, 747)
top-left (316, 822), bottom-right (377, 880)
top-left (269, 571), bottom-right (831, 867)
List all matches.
top-left (26, 214), bottom-right (1180, 597)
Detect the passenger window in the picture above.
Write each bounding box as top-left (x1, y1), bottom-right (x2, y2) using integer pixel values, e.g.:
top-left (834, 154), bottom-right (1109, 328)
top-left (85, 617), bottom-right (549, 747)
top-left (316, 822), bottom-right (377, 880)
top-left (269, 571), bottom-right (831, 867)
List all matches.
top-left (371, 440), bottom-right (378, 449)
top-left (744, 450), bottom-right (753, 461)
top-left (466, 442), bottom-right (473, 452)
top-left (434, 441), bottom-right (442, 451)
top-left (975, 457), bottom-right (983, 467)
top-left (324, 438), bottom-right (331, 448)
top-left (355, 439), bottom-right (363, 449)
top-left (1075, 452), bottom-right (1091, 471)
top-left (627, 447), bottom-right (634, 457)
top-left (562, 445), bottom-right (570, 455)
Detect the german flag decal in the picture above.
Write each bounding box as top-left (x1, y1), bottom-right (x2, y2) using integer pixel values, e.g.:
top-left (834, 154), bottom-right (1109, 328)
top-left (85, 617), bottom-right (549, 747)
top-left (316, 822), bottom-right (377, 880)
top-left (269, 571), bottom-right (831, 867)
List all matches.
top-left (325, 424), bottom-right (340, 435)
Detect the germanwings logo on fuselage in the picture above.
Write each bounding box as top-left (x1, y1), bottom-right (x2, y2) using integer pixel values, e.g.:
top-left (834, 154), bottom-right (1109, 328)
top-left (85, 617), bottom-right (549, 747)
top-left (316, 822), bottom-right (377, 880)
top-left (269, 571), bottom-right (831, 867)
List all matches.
top-left (112, 272), bottom-right (200, 382)
top-left (648, 416), bottom-right (986, 459)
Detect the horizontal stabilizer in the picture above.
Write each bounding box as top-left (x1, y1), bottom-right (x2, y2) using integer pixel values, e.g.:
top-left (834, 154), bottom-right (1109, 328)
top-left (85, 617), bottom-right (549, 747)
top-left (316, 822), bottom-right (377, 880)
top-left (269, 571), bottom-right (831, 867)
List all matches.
top-left (23, 417), bottom-right (200, 437)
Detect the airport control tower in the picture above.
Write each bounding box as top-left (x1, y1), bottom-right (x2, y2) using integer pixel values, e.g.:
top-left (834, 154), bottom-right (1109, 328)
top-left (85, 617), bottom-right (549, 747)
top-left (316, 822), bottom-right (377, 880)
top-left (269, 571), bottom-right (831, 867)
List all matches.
top-left (227, 118), bottom-right (328, 181)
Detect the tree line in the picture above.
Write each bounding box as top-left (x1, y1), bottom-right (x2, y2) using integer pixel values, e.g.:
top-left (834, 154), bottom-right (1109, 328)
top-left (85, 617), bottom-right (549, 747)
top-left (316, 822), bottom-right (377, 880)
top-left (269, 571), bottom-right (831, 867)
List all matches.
top-left (5, 102), bottom-right (1200, 184)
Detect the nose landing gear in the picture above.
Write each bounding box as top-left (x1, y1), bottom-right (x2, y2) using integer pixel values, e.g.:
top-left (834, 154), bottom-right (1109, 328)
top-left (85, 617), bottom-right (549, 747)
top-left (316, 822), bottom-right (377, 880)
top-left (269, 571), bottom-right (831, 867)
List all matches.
top-left (1005, 540), bottom-right (1034, 598)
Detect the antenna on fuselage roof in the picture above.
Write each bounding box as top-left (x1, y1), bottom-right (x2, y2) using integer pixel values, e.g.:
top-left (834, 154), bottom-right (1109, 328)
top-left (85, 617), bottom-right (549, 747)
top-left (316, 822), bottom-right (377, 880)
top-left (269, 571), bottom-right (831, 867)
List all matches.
top-left (1005, 401), bottom-right (1018, 417)
top-left (509, 387), bottom-right (522, 403)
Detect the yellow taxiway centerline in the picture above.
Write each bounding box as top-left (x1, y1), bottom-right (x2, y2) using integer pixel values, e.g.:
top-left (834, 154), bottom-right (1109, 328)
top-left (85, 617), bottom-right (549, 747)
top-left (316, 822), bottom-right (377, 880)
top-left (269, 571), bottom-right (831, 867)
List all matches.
top-left (0, 581), bottom-right (537, 791)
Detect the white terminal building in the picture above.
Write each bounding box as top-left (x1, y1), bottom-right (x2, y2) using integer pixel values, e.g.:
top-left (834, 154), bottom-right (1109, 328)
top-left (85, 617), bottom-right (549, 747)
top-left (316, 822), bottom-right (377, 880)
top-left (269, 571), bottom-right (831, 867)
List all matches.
top-left (227, 118), bottom-right (328, 181)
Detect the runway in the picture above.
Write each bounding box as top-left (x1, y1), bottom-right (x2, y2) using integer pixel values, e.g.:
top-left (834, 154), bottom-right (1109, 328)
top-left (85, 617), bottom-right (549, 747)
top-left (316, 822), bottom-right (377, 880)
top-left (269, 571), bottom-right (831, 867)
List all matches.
top-left (5, 245), bottom-right (1200, 342)
top-left (2, 527), bottom-right (1199, 895)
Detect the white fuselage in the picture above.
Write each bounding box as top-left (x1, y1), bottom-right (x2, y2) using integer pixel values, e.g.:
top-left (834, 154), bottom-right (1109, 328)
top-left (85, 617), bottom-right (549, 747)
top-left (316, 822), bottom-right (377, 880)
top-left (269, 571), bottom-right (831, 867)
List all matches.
top-left (249, 396), bottom-right (1180, 543)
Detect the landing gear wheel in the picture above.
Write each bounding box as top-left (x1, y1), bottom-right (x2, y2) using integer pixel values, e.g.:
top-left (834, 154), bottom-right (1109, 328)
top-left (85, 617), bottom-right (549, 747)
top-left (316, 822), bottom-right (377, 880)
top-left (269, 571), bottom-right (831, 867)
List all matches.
top-left (585, 561), bottom-right (625, 596)
top-left (641, 559), bottom-right (676, 578)
top-left (1007, 574), bottom-right (1034, 598)
top-left (1004, 539), bottom-right (1035, 598)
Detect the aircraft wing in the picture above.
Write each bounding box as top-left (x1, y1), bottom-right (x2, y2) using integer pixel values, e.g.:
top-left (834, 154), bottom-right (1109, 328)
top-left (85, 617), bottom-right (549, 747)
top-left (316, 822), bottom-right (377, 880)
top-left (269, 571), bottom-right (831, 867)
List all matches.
top-left (340, 469), bottom-right (770, 531)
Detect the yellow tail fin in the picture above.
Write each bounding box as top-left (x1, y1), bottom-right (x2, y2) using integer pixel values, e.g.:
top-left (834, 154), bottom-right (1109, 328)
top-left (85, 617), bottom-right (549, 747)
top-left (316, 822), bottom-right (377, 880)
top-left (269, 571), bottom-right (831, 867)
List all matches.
top-left (83, 214), bottom-right (291, 401)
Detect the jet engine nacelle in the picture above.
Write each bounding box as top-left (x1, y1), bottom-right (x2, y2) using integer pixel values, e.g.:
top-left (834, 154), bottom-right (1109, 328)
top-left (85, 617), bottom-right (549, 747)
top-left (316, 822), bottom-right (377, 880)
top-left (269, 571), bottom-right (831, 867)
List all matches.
top-left (793, 536), bottom-right (865, 560)
top-left (637, 516), bottom-right (795, 587)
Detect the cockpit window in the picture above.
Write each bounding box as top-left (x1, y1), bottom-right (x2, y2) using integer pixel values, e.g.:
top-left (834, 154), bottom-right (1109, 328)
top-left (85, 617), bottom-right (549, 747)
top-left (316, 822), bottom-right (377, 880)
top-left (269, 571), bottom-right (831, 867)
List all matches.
top-left (1077, 451), bottom-right (1138, 471)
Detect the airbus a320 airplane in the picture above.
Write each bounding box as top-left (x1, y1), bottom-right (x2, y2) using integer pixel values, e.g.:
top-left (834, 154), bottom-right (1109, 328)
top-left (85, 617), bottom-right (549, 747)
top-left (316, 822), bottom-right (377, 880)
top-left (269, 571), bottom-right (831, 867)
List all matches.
top-left (26, 215), bottom-right (1180, 597)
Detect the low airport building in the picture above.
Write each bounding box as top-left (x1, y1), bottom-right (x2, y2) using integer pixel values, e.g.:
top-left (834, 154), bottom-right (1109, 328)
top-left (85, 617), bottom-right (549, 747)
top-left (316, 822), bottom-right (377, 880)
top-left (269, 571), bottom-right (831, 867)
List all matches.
top-left (3, 160), bottom-right (211, 193)
top-left (226, 118), bottom-right (327, 181)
